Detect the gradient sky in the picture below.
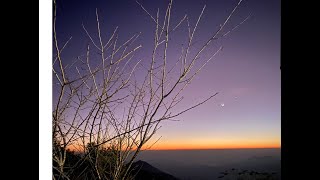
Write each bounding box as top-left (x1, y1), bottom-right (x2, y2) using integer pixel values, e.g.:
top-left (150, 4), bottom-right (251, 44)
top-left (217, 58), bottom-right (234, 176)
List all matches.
top-left (53, 0), bottom-right (280, 150)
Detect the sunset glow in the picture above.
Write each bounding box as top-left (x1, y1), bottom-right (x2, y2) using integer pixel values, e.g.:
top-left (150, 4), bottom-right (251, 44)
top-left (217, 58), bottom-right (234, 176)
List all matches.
top-left (54, 0), bottom-right (280, 152)
top-left (148, 140), bottom-right (281, 150)
top-left (49, 1), bottom-right (281, 179)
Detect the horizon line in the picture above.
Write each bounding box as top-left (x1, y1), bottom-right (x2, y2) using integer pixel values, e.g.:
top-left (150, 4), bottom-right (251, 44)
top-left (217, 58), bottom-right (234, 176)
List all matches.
top-left (145, 147), bottom-right (281, 151)
top-left (67, 147), bottom-right (281, 152)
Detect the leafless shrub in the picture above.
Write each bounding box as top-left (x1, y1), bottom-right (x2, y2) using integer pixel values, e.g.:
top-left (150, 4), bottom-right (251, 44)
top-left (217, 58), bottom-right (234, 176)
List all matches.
top-left (52, 0), bottom-right (248, 179)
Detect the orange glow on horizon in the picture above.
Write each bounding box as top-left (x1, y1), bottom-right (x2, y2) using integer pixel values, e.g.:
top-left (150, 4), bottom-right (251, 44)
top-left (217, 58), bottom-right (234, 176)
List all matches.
top-left (146, 138), bottom-right (281, 150)
top-left (65, 139), bottom-right (281, 151)
top-left (148, 144), bottom-right (281, 150)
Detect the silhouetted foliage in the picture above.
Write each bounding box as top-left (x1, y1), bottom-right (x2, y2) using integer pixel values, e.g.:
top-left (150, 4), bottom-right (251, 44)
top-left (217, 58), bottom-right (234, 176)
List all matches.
top-left (53, 143), bottom-right (125, 179)
top-left (53, 143), bottom-right (181, 180)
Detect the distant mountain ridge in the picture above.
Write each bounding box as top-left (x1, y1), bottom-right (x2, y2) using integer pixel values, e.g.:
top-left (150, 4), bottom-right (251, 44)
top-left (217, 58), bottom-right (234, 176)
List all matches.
top-left (131, 160), bottom-right (180, 180)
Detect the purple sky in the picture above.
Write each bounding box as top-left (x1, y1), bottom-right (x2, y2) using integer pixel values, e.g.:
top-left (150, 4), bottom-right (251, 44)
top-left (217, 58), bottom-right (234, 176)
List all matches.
top-left (53, 0), bottom-right (280, 149)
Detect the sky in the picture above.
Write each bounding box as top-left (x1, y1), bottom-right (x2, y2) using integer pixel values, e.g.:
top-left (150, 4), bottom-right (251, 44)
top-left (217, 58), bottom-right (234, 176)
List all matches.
top-left (52, 0), bottom-right (280, 150)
